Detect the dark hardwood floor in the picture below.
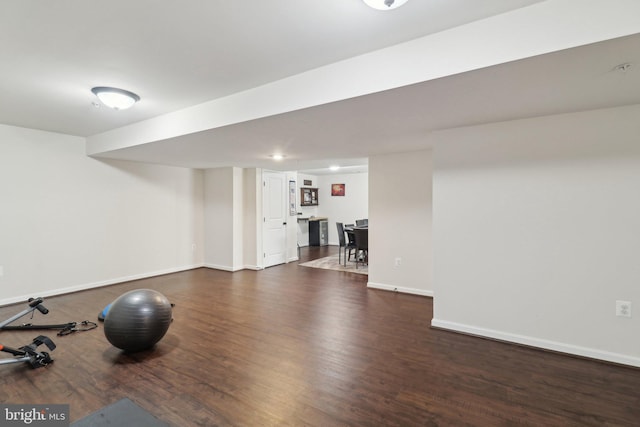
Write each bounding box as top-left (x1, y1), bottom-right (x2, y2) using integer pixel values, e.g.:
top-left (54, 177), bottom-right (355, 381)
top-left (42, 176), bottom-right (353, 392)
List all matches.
top-left (1, 246), bottom-right (639, 426)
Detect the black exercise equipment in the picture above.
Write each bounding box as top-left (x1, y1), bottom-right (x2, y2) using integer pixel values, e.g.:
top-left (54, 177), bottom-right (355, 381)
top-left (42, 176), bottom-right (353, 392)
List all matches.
top-left (0, 335), bottom-right (56, 368)
top-left (0, 298), bottom-right (56, 368)
top-left (0, 297), bottom-right (95, 369)
top-left (0, 297), bottom-right (97, 336)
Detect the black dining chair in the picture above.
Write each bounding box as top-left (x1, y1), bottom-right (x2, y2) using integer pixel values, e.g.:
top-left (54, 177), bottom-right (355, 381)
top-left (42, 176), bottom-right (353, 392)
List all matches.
top-left (336, 222), bottom-right (356, 266)
top-left (355, 219), bottom-right (368, 227)
top-left (344, 224), bottom-right (356, 248)
top-left (353, 228), bottom-right (368, 269)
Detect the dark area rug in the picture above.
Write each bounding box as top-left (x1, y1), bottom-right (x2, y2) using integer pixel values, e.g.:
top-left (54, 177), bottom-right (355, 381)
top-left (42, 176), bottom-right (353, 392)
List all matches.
top-left (72, 398), bottom-right (170, 427)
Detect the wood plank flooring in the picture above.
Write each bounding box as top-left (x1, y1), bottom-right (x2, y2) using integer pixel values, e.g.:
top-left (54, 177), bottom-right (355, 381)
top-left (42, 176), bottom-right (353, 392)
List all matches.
top-left (1, 245), bottom-right (639, 426)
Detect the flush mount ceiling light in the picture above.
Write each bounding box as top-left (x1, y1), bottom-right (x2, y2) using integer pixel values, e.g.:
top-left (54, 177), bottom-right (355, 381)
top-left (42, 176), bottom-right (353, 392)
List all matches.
top-left (91, 86), bottom-right (140, 110)
top-left (363, 0), bottom-right (409, 10)
top-left (270, 154), bottom-right (285, 161)
top-left (329, 165), bottom-right (340, 171)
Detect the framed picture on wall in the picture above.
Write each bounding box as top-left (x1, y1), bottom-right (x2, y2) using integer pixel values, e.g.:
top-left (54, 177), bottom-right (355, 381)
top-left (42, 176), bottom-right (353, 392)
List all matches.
top-left (331, 183), bottom-right (345, 196)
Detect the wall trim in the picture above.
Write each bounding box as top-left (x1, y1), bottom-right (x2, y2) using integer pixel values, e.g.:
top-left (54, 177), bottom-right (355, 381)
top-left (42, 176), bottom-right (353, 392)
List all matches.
top-left (203, 264), bottom-right (263, 271)
top-left (0, 264), bottom-right (205, 307)
top-left (204, 263), bottom-right (244, 272)
top-left (367, 281), bottom-right (433, 297)
top-left (431, 318), bottom-right (640, 368)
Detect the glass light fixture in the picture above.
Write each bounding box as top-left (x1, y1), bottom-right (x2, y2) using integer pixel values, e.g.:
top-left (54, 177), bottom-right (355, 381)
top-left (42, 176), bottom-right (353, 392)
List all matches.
top-left (270, 154), bottom-right (285, 161)
top-left (362, 0), bottom-right (409, 10)
top-left (329, 165), bottom-right (340, 171)
top-left (91, 87), bottom-right (140, 110)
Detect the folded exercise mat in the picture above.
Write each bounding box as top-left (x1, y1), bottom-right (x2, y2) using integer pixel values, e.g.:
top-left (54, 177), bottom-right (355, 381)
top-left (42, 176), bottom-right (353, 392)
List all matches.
top-left (71, 398), bottom-right (170, 427)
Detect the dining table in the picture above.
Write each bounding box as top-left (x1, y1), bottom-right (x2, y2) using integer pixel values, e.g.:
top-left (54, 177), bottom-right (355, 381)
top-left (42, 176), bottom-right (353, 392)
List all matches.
top-left (344, 225), bottom-right (368, 267)
top-left (344, 225), bottom-right (367, 232)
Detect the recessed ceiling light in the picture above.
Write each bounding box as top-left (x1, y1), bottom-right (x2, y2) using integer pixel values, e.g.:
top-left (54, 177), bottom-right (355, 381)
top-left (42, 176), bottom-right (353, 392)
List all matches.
top-left (329, 165), bottom-right (340, 171)
top-left (91, 86), bottom-right (140, 110)
top-left (363, 0), bottom-right (409, 10)
top-left (270, 154), bottom-right (285, 161)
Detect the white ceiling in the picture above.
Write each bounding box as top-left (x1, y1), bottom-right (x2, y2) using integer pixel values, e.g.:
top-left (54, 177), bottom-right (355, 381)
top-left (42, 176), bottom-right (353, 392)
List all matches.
top-left (3, 0), bottom-right (640, 173)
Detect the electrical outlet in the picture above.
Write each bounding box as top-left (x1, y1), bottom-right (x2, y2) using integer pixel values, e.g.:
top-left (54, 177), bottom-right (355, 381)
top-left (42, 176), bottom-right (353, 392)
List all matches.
top-left (616, 300), bottom-right (632, 318)
top-left (394, 257), bottom-right (402, 267)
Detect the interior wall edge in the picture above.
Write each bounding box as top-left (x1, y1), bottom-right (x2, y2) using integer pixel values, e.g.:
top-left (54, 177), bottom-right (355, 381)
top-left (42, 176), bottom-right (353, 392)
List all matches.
top-left (0, 264), bottom-right (205, 308)
top-left (242, 265), bottom-right (263, 271)
top-left (367, 282), bottom-right (434, 297)
top-left (203, 263), bottom-right (243, 272)
top-left (431, 318), bottom-right (640, 369)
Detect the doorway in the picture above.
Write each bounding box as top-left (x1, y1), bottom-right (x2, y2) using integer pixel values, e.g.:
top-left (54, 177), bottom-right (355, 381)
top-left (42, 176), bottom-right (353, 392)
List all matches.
top-left (262, 170), bottom-right (287, 267)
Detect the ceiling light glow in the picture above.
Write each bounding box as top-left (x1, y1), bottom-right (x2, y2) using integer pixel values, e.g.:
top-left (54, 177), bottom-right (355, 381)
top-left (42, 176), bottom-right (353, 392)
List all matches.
top-left (362, 0), bottom-right (409, 10)
top-left (91, 87), bottom-right (140, 110)
top-left (329, 165), bottom-right (340, 171)
top-left (271, 154), bottom-right (284, 161)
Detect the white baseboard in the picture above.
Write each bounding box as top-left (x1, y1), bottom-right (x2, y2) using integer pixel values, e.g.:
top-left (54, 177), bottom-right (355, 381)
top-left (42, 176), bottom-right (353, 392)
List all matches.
top-left (431, 318), bottom-right (640, 368)
top-left (367, 281), bottom-right (433, 297)
top-left (0, 263), bottom-right (205, 307)
top-left (204, 263), bottom-right (245, 272)
top-left (204, 263), bottom-right (266, 272)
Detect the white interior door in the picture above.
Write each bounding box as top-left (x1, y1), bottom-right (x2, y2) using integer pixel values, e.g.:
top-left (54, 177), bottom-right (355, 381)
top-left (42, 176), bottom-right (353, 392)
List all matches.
top-left (263, 171), bottom-right (287, 268)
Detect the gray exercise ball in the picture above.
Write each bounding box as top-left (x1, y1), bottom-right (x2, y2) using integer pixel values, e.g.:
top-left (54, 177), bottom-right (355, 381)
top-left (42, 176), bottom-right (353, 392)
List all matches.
top-left (103, 289), bottom-right (172, 352)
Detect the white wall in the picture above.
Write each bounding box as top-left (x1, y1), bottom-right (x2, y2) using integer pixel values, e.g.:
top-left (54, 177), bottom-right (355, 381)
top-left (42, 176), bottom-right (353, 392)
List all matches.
top-left (204, 167), bottom-right (248, 271)
top-left (318, 172), bottom-right (369, 246)
top-left (296, 173), bottom-right (319, 247)
top-left (295, 172), bottom-right (369, 247)
top-left (297, 173), bottom-right (320, 217)
top-left (206, 168), bottom-right (295, 269)
top-left (431, 104), bottom-right (640, 367)
top-left (232, 167), bottom-right (244, 269)
top-left (368, 151), bottom-right (433, 296)
top-left (242, 168), bottom-right (261, 269)
top-left (0, 124), bottom-right (204, 305)
top-left (285, 171), bottom-right (299, 261)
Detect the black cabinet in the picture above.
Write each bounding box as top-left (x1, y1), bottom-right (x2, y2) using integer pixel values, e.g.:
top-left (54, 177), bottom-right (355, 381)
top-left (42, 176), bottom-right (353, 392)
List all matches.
top-left (309, 219), bottom-right (328, 246)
